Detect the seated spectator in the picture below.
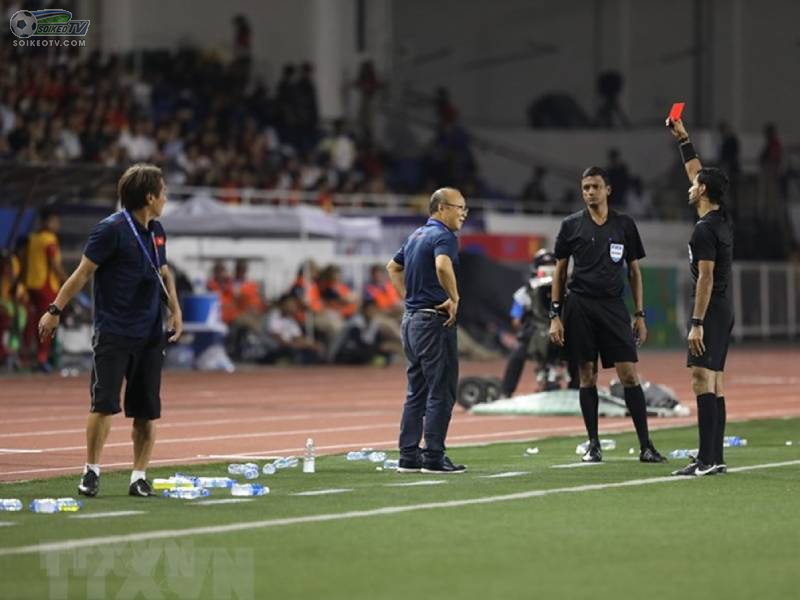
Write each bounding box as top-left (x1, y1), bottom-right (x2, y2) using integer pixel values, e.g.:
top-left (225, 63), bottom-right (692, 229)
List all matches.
top-left (331, 300), bottom-right (403, 365)
top-left (317, 264), bottom-right (358, 319)
top-left (264, 294), bottom-right (322, 364)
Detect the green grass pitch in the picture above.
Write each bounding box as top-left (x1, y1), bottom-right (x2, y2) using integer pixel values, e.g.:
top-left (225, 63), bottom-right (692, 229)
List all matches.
top-left (1, 417), bottom-right (798, 599)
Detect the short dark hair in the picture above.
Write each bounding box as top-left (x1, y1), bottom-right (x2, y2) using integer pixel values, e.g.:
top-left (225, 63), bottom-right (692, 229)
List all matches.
top-left (118, 164), bottom-right (164, 211)
top-left (581, 166), bottom-right (610, 186)
top-left (39, 206), bottom-right (58, 222)
top-left (697, 167), bottom-right (728, 202)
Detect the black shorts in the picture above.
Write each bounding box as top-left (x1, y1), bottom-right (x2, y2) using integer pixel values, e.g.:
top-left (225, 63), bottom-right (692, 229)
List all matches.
top-left (90, 331), bottom-right (165, 419)
top-left (561, 293), bottom-right (637, 369)
top-left (686, 297), bottom-right (734, 372)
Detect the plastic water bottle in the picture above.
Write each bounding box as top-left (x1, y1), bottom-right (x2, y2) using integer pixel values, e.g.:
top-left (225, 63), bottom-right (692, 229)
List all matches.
top-left (56, 498), bottom-right (82, 512)
top-left (163, 488), bottom-right (210, 499)
top-left (723, 436), bottom-right (748, 447)
top-left (262, 463), bottom-right (277, 475)
top-left (0, 499), bottom-right (23, 512)
top-left (231, 483), bottom-right (269, 497)
top-left (194, 477), bottom-right (234, 489)
top-left (368, 451), bottom-right (387, 463)
top-left (228, 464), bottom-right (246, 475)
top-left (668, 449), bottom-right (694, 459)
top-left (30, 499), bottom-right (59, 513)
top-left (274, 456), bottom-right (299, 469)
top-left (600, 439), bottom-right (617, 451)
top-left (346, 451), bottom-right (368, 461)
top-left (382, 459), bottom-right (399, 470)
top-left (242, 464), bottom-right (259, 479)
top-left (303, 438), bottom-right (316, 473)
top-left (153, 478), bottom-right (196, 491)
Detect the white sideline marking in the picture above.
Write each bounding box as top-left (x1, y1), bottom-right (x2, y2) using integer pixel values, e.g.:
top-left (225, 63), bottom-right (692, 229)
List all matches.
top-left (293, 489), bottom-right (353, 497)
top-left (191, 499), bottom-right (253, 506)
top-left (551, 462), bottom-right (604, 469)
top-left (0, 449), bottom-right (42, 454)
top-left (70, 510), bottom-right (146, 520)
top-left (481, 471), bottom-right (530, 479)
top-left (0, 522), bottom-right (16, 527)
top-left (199, 455), bottom-right (282, 461)
top-left (385, 480), bottom-right (447, 487)
top-left (0, 460), bottom-right (798, 557)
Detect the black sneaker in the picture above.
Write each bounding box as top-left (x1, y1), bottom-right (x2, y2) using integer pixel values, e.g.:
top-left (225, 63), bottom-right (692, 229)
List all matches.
top-left (421, 456), bottom-right (466, 473)
top-left (78, 469), bottom-right (99, 497)
top-left (129, 479), bottom-right (155, 497)
top-left (397, 458), bottom-right (422, 473)
top-left (581, 440), bottom-right (602, 463)
top-left (672, 460), bottom-right (716, 476)
top-left (712, 463), bottom-right (727, 474)
top-left (639, 442), bottom-right (667, 463)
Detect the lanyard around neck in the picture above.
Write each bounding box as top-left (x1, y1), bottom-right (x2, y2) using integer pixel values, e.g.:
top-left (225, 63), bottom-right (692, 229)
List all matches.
top-left (122, 210), bottom-right (169, 298)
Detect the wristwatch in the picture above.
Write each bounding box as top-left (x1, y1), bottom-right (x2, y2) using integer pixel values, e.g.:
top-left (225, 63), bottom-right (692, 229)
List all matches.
top-left (548, 302), bottom-right (562, 320)
top-left (633, 310), bottom-right (646, 319)
top-left (47, 304), bottom-right (62, 316)
top-left (691, 317), bottom-right (704, 326)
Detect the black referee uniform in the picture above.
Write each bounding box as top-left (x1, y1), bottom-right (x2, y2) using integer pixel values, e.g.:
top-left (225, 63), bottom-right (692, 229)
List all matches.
top-left (554, 208), bottom-right (662, 461)
top-left (687, 209), bottom-right (734, 469)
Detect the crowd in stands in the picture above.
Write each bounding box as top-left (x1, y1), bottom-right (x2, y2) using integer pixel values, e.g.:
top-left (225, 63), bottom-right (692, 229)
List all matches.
top-left (203, 259), bottom-right (405, 366)
top-left (0, 33), bottom-right (485, 206)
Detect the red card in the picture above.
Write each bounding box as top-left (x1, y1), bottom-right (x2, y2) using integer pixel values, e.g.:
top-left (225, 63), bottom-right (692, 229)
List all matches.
top-left (668, 102), bottom-right (685, 122)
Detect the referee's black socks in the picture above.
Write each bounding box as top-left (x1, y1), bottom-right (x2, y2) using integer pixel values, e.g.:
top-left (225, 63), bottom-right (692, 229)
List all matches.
top-left (696, 393), bottom-right (718, 465)
top-left (714, 396), bottom-right (726, 464)
top-left (623, 385), bottom-right (651, 449)
top-left (579, 387), bottom-right (599, 442)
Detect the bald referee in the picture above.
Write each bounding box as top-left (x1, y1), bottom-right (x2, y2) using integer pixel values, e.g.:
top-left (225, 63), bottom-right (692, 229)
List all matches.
top-left (667, 117), bottom-right (734, 477)
top-left (386, 188), bottom-right (466, 474)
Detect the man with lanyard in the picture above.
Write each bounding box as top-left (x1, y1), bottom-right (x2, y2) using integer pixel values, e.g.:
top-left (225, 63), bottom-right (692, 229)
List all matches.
top-left (549, 167), bottom-right (666, 464)
top-left (386, 188), bottom-right (466, 473)
top-left (667, 117), bottom-right (735, 477)
top-left (39, 164), bottom-right (183, 498)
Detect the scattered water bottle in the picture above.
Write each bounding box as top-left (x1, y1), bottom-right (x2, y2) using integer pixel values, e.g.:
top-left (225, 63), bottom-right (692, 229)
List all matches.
top-left (231, 483), bottom-right (269, 497)
top-left (242, 465), bottom-right (259, 479)
top-left (55, 498), bottom-right (82, 512)
top-left (303, 438), bottom-right (316, 473)
top-left (668, 449), bottom-right (696, 460)
top-left (30, 499), bottom-right (59, 513)
top-left (723, 436), bottom-right (748, 448)
top-left (346, 451), bottom-right (368, 461)
top-left (163, 488), bottom-right (210, 500)
top-left (228, 464), bottom-right (246, 475)
top-left (0, 499), bottom-right (23, 512)
top-left (575, 439), bottom-right (616, 454)
top-left (262, 463), bottom-right (277, 475)
top-left (274, 456), bottom-right (299, 469)
top-left (368, 451), bottom-right (387, 463)
top-left (382, 459), bottom-right (399, 470)
top-left (194, 477), bottom-right (234, 489)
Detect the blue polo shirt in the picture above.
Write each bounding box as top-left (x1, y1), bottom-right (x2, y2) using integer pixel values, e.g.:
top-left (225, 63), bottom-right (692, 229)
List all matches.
top-left (393, 218), bottom-right (459, 311)
top-left (83, 212), bottom-right (167, 339)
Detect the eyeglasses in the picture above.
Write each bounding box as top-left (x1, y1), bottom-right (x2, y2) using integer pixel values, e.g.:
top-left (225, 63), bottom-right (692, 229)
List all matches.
top-left (441, 202), bottom-right (469, 216)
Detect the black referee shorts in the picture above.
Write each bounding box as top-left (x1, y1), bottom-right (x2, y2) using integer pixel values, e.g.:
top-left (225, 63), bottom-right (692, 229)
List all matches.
top-left (562, 292), bottom-right (638, 369)
top-left (90, 331), bottom-right (166, 420)
top-left (686, 296), bottom-right (734, 372)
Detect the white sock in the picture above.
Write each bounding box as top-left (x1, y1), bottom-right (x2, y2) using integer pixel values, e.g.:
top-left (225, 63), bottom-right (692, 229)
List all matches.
top-left (85, 464), bottom-right (100, 475)
top-left (130, 470), bottom-right (146, 484)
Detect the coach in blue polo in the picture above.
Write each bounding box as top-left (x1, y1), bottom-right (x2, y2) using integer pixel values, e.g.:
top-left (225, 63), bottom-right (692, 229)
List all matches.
top-left (386, 188), bottom-right (467, 473)
top-left (39, 163), bottom-right (183, 498)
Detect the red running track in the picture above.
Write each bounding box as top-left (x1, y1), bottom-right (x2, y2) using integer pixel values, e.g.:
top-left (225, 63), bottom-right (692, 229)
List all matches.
top-left (0, 348), bottom-right (797, 482)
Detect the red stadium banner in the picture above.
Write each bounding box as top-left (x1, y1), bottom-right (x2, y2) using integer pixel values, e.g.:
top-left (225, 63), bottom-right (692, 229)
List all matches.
top-left (459, 234), bottom-right (544, 262)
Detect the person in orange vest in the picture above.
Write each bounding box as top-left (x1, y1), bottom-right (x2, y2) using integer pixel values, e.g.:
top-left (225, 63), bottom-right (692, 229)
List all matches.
top-left (317, 264), bottom-right (358, 319)
top-left (23, 208), bottom-right (66, 371)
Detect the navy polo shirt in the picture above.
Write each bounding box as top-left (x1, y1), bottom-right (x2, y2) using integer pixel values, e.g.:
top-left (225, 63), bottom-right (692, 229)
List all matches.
top-left (393, 218), bottom-right (459, 311)
top-left (83, 212), bottom-right (167, 339)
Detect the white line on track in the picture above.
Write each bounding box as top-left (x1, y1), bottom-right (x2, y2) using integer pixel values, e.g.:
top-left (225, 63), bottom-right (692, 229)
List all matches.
top-left (0, 448), bottom-right (42, 454)
top-left (70, 510), bottom-right (146, 520)
top-left (191, 499), bottom-right (253, 506)
top-left (385, 480), bottom-right (448, 487)
top-left (292, 489), bottom-right (353, 496)
top-left (481, 471), bottom-right (530, 478)
top-left (1, 459), bottom-right (796, 558)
